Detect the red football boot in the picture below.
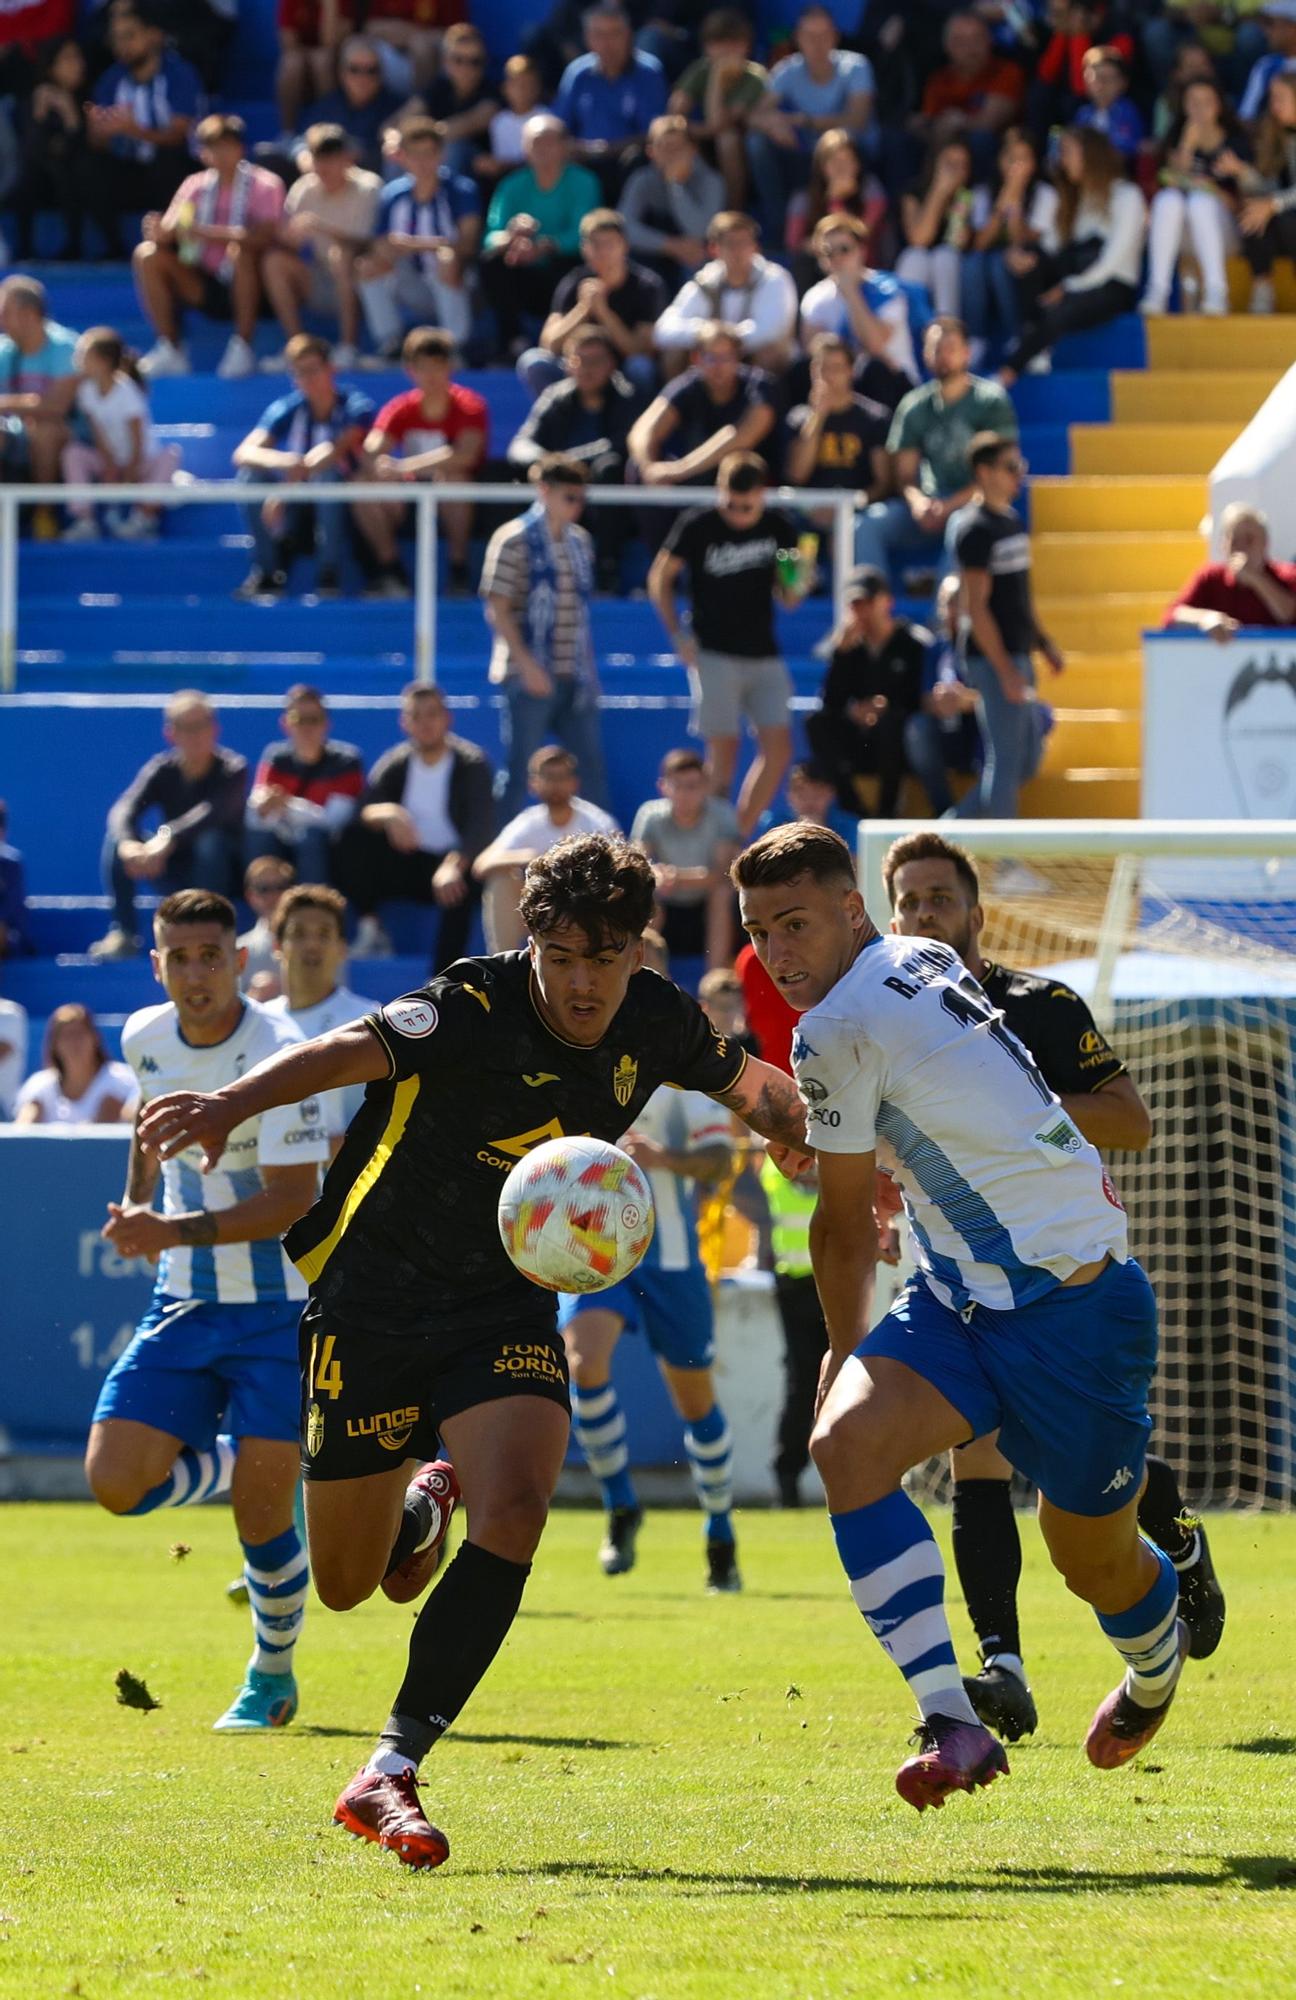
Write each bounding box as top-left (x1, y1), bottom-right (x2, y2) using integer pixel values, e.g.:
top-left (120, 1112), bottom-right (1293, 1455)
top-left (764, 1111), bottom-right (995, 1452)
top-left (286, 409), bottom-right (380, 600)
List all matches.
top-left (1086, 1621), bottom-right (1190, 1771)
top-left (333, 1766), bottom-right (449, 1870)
top-left (381, 1459), bottom-right (461, 1605)
top-left (895, 1715), bottom-right (1010, 1812)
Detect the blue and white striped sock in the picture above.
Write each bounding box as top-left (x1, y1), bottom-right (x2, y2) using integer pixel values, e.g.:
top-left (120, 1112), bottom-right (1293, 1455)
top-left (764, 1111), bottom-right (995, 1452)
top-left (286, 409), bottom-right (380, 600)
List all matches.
top-left (243, 1523), bottom-right (309, 1677)
top-left (571, 1381), bottom-right (638, 1513)
top-left (1097, 1543), bottom-right (1182, 1709)
top-left (684, 1404), bottom-right (734, 1546)
top-left (125, 1435), bottom-right (237, 1515)
top-left (832, 1489), bottom-right (979, 1726)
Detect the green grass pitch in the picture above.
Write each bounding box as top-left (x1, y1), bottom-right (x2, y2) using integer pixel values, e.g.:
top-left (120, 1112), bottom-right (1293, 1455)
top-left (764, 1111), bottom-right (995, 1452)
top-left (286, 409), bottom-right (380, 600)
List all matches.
top-left (2, 1503), bottom-right (1293, 1999)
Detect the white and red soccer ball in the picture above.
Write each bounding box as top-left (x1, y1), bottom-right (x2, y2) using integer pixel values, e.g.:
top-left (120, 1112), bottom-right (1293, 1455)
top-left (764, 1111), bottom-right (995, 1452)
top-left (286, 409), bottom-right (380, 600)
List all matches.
top-left (498, 1137), bottom-right (655, 1293)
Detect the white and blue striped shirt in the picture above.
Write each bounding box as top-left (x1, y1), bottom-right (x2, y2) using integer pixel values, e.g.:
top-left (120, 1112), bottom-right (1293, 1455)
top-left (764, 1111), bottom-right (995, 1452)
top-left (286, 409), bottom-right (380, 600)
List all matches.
top-left (792, 933), bottom-right (1128, 1313)
top-left (630, 1085), bottom-right (731, 1274)
top-left (123, 999), bottom-right (328, 1304)
top-left (265, 984), bottom-right (381, 1148)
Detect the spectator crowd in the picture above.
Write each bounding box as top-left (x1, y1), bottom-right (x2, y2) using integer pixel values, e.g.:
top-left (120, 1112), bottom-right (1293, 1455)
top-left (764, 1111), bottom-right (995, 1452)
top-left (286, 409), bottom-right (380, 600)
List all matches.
top-left (6, 0), bottom-right (1296, 1131)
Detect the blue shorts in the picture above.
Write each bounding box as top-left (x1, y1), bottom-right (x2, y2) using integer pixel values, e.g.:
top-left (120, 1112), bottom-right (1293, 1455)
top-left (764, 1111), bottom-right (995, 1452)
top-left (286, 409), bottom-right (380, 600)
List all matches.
top-left (560, 1263), bottom-right (715, 1371)
top-left (861, 1258), bottom-right (1158, 1517)
top-left (92, 1294), bottom-right (303, 1449)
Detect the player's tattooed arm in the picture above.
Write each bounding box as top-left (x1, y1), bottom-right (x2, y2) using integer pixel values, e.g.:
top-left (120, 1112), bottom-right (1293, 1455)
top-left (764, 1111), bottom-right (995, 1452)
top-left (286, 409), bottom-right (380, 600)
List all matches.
top-left (124, 1109), bottom-right (161, 1205)
top-left (174, 1212), bottom-right (219, 1246)
top-left (712, 1057), bottom-right (809, 1157)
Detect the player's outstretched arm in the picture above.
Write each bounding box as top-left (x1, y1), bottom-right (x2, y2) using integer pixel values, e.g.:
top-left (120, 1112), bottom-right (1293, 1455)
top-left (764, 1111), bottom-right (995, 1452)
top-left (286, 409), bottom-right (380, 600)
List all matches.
top-left (139, 1022), bottom-right (391, 1171)
top-left (102, 1162), bottom-right (323, 1261)
top-left (711, 1056), bottom-right (811, 1173)
top-left (810, 1148), bottom-right (880, 1404)
top-left (1061, 1073), bottom-right (1152, 1152)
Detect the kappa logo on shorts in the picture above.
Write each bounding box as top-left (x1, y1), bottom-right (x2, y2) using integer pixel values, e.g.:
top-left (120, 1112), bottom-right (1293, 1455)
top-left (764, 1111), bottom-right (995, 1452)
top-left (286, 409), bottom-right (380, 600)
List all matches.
top-left (1102, 1465), bottom-right (1135, 1494)
top-left (492, 1341), bottom-right (564, 1380)
top-left (306, 1401), bottom-right (325, 1458)
top-left (384, 998), bottom-right (439, 1039)
top-left (345, 1406), bottom-right (422, 1451)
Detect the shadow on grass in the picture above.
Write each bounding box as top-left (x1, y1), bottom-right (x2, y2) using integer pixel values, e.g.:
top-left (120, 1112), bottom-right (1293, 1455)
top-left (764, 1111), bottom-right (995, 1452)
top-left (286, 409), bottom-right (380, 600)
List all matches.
top-left (1228, 1737), bottom-right (1296, 1756)
top-left (299, 1727), bottom-right (640, 1750)
top-left (462, 1855), bottom-right (1293, 1896)
top-left (453, 1732), bottom-right (642, 1751)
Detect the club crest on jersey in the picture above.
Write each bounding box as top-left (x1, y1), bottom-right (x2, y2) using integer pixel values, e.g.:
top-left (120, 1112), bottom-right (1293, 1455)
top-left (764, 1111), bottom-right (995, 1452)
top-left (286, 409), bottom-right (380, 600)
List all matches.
top-left (612, 1054), bottom-right (639, 1107)
top-left (306, 1401), bottom-right (325, 1458)
top-left (384, 998), bottom-right (438, 1039)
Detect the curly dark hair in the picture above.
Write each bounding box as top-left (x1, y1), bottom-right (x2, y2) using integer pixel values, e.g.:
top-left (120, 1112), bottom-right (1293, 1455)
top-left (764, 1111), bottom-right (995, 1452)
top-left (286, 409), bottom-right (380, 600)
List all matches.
top-left (519, 833), bottom-right (656, 952)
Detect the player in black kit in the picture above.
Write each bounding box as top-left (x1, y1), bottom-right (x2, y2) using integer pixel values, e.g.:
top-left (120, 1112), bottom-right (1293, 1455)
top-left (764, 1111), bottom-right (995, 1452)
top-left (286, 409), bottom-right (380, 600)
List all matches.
top-left (139, 834), bottom-right (810, 1869)
top-left (883, 831), bottom-right (1226, 1742)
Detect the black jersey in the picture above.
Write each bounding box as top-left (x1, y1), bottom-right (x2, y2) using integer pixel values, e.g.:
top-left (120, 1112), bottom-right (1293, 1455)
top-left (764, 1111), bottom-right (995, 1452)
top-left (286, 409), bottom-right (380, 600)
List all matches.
top-left (284, 951), bottom-right (747, 1335)
top-left (979, 961), bottom-right (1125, 1099)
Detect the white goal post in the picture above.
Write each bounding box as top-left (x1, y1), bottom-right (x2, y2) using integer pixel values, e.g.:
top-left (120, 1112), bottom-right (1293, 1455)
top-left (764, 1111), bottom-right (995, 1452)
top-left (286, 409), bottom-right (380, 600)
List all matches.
top-left (856, 818), bottom-right (1296, 1510)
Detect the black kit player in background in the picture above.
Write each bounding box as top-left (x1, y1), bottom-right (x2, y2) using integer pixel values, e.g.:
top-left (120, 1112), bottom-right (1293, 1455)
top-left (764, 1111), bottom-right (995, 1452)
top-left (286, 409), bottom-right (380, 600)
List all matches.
top-left (139, 835), bottom-right (812, 1870)
top-left (883, 829), bottom-right (1227, 1743)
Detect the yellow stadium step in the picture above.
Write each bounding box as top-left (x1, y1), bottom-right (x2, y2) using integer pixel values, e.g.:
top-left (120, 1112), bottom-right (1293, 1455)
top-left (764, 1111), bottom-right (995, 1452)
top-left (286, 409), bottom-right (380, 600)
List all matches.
top-left (1032, 532), bottom-right (1202, 596)
top-left (1036, 594), bottom-right (1166, 650)
top-left (1143, 315), bottom-right (1296, 372)
top-left (1030, 476), bottom-right (1204, 534)
top-left (1020, 770), bottom-right (1141, 818)
top-left (1226, 254), bottom-right (1296, 313)
top-left (1054, 651), bottom-right (1142, 705)
top-left (1069, 423), bottom-right (1237, 474)
top-left (1044, 711), bottom-right (1141, 766)
top-left (1111, 369), bottom-right (1279, 425)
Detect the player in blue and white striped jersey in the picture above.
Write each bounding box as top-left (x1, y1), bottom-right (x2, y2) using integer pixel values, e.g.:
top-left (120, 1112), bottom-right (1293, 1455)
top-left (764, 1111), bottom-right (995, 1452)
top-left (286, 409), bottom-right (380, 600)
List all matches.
top-left (736, 824), bottom-right (1189, 1813)
top-left (263, 883), bottom-right (380, 1159)
top-left (560, 933), bottom-right (740, 1592)
top-left (85, 890), bottom-right (327, 1732)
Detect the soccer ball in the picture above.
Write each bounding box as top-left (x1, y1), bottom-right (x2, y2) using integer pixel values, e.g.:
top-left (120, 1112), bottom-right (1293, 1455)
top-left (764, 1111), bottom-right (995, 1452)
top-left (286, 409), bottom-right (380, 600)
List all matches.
top-left (497, 1136), bottom-right (655, 1294)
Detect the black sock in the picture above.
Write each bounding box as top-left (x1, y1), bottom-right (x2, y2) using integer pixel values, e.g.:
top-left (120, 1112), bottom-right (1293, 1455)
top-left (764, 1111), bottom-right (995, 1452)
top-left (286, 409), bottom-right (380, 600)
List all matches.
top-left (950, 1478), bottom-right (1022, 1663)
top-left (379, 1541), bottom-right (531, 1766)
top-left (383, 1486), bottom-right (437, 1579)
top-left (1137, 1453), bottom-right (1196, 1563)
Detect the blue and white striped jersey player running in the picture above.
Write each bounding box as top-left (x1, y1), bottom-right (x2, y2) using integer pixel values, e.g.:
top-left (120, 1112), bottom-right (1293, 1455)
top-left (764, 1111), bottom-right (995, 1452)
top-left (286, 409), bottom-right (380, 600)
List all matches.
top-left (86, 890), bottom-right (327, 1733)
top-left (735, 823), bottom-right (1189, 1812)
top-left (559, 1075), bottom-right (740, 1593)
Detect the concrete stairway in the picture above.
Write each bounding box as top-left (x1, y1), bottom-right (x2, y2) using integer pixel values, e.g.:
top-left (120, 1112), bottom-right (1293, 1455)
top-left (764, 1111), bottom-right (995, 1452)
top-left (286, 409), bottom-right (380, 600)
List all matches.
top-left (1023, 314), bottom-right (1294, 819)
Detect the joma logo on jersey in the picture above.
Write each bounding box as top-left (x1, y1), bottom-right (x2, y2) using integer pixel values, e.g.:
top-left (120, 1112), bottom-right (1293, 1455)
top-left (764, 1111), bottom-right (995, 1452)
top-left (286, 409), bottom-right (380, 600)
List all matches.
top-left (477, 1118), bottom-right (568, 1170)
top-left (346, 1406), bottom-right (421, 1451)
top-left (612, 1054), bottom-right (639, 1106)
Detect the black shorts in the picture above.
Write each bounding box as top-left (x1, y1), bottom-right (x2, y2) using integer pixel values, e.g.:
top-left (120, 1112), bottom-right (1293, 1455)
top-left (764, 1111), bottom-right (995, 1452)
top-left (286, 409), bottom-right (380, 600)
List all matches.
top-left (198, 270), bottom-right (234, 320)
top-left (298, 1298), bottom-right (571, 1482)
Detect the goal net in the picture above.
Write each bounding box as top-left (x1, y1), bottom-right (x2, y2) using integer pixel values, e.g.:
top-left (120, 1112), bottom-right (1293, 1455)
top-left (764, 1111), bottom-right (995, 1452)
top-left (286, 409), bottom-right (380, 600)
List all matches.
top-left (857, 820), bottom-right (1296, 1511)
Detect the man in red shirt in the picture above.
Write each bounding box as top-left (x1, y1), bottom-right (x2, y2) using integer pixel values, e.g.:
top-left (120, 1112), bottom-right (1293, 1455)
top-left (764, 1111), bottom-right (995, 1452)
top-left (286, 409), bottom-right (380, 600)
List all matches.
top-left (735, 939), bottom-right (795, 1073)
top-left (1165, 502), bottom-right (1296, 642)
top-left (916, 12), bottom-right (1023, 150)
top-left (361, 323), bottom-right (488, 595)
top-left (246, 683), bottom-right (365, 885)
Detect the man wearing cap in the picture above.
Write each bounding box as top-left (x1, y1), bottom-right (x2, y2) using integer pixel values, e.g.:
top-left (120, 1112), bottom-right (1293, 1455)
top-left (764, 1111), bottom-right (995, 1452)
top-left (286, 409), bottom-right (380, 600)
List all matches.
top-left (807, 566), bottom-right (929, 818)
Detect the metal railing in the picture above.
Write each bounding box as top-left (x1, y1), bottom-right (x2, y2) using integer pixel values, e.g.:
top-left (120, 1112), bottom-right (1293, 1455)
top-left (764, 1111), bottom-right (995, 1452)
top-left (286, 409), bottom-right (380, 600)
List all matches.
top-left (0, 480), bottom-right (861, 692)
